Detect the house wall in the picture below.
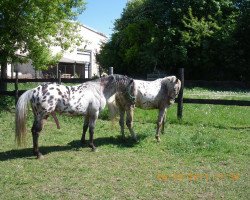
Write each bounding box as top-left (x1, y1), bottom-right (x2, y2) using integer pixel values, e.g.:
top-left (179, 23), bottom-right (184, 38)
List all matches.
top-left (7, 23), bottom-right (107, 78)
top-left (51, 24), bottom-right (108, 77)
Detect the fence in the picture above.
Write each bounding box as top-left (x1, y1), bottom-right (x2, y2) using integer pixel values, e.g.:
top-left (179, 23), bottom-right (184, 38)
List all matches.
top-left (176, 68), bottom-right (250, 118)
top-left (0, 68), bottom-right (249, 119)
top-left (0, 70), bottom-right (91, 104)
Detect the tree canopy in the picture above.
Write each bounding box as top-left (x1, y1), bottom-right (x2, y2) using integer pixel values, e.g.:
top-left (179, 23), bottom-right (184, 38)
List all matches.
top-left (97, 0), bottom-right (249, 81)
top-left (0, 0), bottom-right (86, 70)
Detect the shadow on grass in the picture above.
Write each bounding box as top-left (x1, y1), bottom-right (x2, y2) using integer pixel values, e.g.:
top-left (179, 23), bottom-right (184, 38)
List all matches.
top-left (0, 145), bottom-right (75, 161)
top-left (69, 134), bottom-right (147, 149)
top-left (0, 135), bottom-right (147, 161)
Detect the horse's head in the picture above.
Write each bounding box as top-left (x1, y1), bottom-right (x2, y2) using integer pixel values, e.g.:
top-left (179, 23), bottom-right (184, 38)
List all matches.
top-left (165, 76), bottom-right (181, 104)
top-left (124, 78), bottom-right (136, 104)
top-left (114, 74), bottom-right (136, 104)
top-left (102, 74), bottom-right (136, 104)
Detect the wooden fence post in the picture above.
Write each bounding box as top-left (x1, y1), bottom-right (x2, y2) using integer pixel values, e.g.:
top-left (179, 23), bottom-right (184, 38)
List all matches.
top-left (109, 67), bottom-right (113, 75)
top-left (177, 68), bottom-right (184, 120)
top-left (58, 70), bottom-right (61, 84)
top-left (15, 70), bottom-right (19, 105)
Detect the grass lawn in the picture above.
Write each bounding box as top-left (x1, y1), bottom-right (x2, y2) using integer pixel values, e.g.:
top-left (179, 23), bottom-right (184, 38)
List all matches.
top-left (184, 87), bottom-right (250, 101)
top-left (0, 88), bottom-right (249, 199)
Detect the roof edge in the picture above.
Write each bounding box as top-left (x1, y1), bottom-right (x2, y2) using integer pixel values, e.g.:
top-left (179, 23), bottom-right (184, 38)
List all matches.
top-left (79, 23), bottom-right (108, 38)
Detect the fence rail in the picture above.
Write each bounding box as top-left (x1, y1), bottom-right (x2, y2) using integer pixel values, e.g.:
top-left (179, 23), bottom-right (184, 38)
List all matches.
top-left (0, 70), bottom-right (91, 104)
top-left (183, 98), bottom-right (250, 106)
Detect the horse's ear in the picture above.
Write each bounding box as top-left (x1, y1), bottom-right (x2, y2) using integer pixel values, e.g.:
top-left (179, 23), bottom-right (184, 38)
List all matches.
top-left (109, 75), bottom-right (115, 82)
top-left (129, 79), bottom-right (134, 85)
top-left (168, 76), bottom-right (175, 83)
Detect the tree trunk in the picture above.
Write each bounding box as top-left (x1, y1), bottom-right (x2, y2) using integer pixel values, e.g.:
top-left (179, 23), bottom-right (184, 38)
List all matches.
top-left (0, 59), bottom-right (8, 91)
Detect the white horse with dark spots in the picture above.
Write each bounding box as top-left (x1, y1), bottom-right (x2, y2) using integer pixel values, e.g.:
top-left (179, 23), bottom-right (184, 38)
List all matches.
top-left (15, 74), bottom-right (136, 158)
top-left (108, 76), bottom-right (181, 142)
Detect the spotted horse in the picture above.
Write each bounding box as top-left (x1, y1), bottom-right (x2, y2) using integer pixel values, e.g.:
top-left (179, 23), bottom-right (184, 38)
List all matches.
top-left (15, 74), bottom-right (136, 158)
top-left (108, 76), bottom-right (181, 142)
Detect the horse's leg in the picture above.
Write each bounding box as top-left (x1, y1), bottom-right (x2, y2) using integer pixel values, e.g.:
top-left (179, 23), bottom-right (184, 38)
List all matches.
top-left (88, 112), bottom-right (98, 151)
top-left (155, 108), bottom-right (166, 142)
top-left (51, 111), bottom-right (60, 129)
top-left (81, 115), bottom-right (89, 145)
top-left (119, 108), bottom-right (126, 140)
top-left (31, 116), bottom-right (45, 159)
top-left (126, 106), bottom-right (137, 141)
top-left (161, 109), bottom-right (167, 134)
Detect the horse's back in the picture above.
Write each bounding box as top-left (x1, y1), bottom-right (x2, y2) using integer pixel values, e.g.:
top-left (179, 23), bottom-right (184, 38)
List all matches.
top-left (134, 79), bottom-right (162, 108)
top-left (30, 83), bottom-right (69, 114)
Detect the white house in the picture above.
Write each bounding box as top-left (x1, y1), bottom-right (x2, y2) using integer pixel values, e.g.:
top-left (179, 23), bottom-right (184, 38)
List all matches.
top-left (7, 23), bottom-right (108, 78)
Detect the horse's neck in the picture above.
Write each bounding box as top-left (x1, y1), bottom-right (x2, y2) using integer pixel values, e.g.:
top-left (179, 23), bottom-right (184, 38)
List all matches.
top-left (77, 80), bottom-right (116, 101)
top-left (103, 86), bottom-right (117, 100)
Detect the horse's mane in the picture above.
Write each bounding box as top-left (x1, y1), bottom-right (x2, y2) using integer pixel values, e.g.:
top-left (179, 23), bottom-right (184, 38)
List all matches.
top-left (100, 74), bottom-right (133, 84)
top-left (158, 76), bottom-right (178, 95)
top-left (161, 76), bottom-right (177, 85)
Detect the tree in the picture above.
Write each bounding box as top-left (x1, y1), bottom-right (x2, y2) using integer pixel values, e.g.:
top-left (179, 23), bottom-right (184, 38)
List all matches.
top-left (0, 0), bottom-right (86, 90)
top-left (97, 0), bottom-right (248, 80)
top-left (232, 0), bottom-right (250, 80)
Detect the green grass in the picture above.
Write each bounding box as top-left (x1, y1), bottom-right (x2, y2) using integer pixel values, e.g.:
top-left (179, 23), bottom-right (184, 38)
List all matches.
top-left (0, 88), bottom-right (250, 199)
top-left (184, 87), bottom-right (250, 100)
top-left (7, 83), bottom-right (40, 91)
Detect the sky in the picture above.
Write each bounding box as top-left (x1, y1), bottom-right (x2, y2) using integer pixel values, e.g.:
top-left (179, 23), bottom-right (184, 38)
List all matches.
top-left (77, 0), bottom-right (128, 37)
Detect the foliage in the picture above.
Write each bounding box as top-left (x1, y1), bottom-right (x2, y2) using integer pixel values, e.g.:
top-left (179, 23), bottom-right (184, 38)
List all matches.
top-left (232, 0), bottom-right (250, 80)
top-left (97, 0), bottom-right (249, 80)
top-left (0, 0), bottom-right (86, 70)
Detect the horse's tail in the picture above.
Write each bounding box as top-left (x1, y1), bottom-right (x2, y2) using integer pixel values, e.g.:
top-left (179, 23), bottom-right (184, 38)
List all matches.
top-left (15, 90), bottom-right (33, 146)
top-left (107, 94), bottom-right (119, 120)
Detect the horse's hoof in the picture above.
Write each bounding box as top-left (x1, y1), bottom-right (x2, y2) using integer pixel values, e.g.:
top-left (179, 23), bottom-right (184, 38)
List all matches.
top-left (37, 154), bottom-right (44, 159)
top-left (91, 148), bottom-right (98, 152)
top-left (89, 143), bottom-right (97, 152)
top-left (155, 136), bottom-right (161, 142)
